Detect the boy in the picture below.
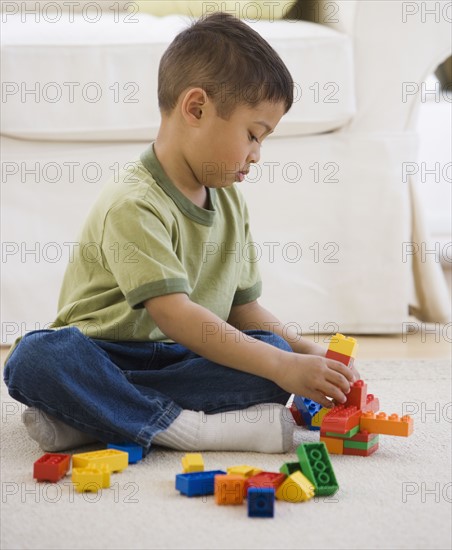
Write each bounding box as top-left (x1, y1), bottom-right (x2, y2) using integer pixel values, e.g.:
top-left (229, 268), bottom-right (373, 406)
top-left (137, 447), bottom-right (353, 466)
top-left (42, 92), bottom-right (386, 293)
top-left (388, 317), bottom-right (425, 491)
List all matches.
top-left (4, 12), bottom-right (358, 454)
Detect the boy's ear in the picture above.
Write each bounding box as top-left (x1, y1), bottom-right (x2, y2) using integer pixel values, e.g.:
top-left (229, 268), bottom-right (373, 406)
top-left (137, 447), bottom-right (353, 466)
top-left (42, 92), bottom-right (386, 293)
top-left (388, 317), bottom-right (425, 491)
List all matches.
top-left (181, 88), bottom-right (209, 125)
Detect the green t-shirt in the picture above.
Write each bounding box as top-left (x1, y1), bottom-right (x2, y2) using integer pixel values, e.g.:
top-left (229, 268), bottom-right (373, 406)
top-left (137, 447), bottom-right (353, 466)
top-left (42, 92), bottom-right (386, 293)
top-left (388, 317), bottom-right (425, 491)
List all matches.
top-left (50, 142), bottom-right (262, 342)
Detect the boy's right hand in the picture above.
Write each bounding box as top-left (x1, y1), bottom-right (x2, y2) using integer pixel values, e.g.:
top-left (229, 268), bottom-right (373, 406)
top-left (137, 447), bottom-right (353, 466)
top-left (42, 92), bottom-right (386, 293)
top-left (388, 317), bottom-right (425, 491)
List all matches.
top-left (275, 352), bottom-right (356, 409)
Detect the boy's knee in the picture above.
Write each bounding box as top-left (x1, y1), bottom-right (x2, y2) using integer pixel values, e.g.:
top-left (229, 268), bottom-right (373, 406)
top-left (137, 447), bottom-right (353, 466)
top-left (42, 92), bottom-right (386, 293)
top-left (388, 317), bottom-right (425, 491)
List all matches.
top-left (4, 327), bottom-right (81, 384)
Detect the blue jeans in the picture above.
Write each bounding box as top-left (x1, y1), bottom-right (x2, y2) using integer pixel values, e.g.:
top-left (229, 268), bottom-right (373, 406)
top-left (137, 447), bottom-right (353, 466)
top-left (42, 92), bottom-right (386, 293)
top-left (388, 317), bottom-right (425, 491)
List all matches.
top-left (3, 327), bottom-right (291, 453)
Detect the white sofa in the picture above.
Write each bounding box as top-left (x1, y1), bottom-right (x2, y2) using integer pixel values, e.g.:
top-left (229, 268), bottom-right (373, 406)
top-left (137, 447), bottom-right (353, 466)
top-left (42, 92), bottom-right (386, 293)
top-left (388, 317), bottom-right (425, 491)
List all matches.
top-left (1, 0), bottom-right (450, 345)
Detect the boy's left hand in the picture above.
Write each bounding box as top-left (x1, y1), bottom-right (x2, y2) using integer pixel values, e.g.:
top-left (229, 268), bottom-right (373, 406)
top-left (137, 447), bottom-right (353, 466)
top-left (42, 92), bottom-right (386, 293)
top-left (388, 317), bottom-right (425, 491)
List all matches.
top-left (297, 340), bottom-right (360, 381)
top-left (349, 362), bottom-right (360, 382)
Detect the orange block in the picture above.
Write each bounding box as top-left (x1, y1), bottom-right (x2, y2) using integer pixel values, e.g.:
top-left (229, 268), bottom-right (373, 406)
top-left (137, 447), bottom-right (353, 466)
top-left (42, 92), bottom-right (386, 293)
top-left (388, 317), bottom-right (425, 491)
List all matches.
top-left (320, 436), bottom-right (344, 455)
top-left (360, 411), bottom-right (413, 437)
top-left (214, 474), bottom-right (245, 505)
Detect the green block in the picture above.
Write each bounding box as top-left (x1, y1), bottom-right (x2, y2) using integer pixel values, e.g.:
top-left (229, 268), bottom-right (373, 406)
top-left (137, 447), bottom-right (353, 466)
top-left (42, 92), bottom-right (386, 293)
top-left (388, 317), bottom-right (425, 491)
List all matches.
top-left (344, 435), bottom-right (379, 450)
top-left (296, 442), bottom-right (339, 496)
top-left (279, 462), bottom-right (301, 476)
top-left (325, 425), bottom-right (360, 439)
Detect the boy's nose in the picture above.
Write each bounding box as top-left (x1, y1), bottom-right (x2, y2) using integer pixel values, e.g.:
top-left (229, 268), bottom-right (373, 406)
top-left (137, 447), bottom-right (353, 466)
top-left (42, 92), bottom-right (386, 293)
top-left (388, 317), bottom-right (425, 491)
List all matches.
top-left (247, 147), bottom-right (260, 165)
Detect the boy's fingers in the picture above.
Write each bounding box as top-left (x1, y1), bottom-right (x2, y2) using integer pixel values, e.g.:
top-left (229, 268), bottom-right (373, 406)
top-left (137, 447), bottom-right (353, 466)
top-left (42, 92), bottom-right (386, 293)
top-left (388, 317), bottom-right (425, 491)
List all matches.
top-left (324, 369), bottom-right (351, 394)
top-left (327, 360), bottom-right (355, 383)
top-left (308, 391), bottom-right (335, 409)
top-left (321, 381), bottom-right (347, 405)
top-left (351, 365), bottom-right (360, 380)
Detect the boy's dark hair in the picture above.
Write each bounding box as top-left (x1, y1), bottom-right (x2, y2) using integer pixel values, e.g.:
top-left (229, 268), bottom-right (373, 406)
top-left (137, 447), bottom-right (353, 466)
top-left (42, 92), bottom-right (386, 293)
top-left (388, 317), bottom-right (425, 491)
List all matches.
top-left (158, 12), bottom-right (294, 119)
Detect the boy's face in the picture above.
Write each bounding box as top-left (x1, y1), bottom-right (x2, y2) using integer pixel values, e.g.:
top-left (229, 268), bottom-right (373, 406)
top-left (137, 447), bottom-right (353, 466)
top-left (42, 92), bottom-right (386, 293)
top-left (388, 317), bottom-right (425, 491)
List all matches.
top-left (190, 99), bottom-right (286, 188)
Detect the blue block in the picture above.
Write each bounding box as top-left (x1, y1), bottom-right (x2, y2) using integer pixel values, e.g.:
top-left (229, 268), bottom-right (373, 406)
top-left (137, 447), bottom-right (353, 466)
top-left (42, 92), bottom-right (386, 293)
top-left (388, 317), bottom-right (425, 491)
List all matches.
top-left (107, 442), bottom-right (143, 464)
top-left (308, 425), bottom-right (320, 431)
top-left (176, 470), bottom-right (226, 497)
top-left (247, 488), bottom-right (275, 518)
top-left (293, 396), bottom-right (323, 427)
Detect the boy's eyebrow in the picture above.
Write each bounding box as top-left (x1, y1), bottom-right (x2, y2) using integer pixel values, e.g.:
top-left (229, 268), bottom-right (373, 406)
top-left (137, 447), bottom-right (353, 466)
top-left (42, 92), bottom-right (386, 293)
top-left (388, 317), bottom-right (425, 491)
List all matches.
top-left (254, 121), bottom-right (274, 134)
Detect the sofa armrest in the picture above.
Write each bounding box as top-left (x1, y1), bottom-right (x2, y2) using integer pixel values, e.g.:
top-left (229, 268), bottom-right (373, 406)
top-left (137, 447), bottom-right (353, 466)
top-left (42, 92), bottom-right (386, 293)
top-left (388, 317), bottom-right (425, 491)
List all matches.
top-left (310, 0), bottom-right (451, 132)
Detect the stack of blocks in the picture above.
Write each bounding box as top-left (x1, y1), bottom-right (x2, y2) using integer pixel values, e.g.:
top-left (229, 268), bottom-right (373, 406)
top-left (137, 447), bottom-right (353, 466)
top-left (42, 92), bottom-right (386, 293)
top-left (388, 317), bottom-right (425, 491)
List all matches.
top-left (33, 442), bottom-right (143, 492)
top-left (175, 443), bottom-right (339, 518)
top-left (291, 333), bottom-right (414, 456)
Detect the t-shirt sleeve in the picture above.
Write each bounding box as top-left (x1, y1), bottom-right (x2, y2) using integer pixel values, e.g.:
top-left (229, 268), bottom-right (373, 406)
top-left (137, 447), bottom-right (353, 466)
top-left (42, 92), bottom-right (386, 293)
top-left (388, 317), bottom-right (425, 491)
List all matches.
top-left (101, 199), bottom-right (190, 309)
top-left (232, 201), bottom-right (262, 306)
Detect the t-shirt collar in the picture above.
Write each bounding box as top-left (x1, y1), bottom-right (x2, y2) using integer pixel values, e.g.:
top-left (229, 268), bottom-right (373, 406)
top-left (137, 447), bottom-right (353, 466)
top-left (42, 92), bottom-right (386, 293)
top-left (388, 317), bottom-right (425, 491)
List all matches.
top-left (140, 142), bottom-right (217, 227)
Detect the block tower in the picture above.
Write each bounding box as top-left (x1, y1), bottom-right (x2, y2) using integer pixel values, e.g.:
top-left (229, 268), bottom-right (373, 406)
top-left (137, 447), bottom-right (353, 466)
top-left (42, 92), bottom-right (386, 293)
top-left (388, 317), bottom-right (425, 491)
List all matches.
top-left (291, 333), bottom-right (414, 456)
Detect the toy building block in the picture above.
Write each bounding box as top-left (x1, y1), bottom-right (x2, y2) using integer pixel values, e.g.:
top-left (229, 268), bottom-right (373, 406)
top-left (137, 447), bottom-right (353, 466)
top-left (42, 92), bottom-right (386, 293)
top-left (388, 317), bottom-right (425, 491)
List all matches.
top-left (72, 449), bottom-right (128, 472)
top-left (175, 470), bottom-right (226, 497)
top-left (33, 453), bottom-right (70, 483)
top-left (72, 464), bottom-right (110, 493)
top-left (227, 465), bottom-right (262, 478)
top-left (289, 403), bottom-right (304, 426)
top-left (320, 436), bottom-right (344, 455)
top-left (214, 474), bottom-right (245, 505)
top-left (321, 405), bottom-right (362, 434)
top-left (362, 394), bottom-right (380, 413)
top-left (275, 471), bottom-right (315, 502)
top-left (279, 462), bottom-right (301, 476)
top-left (360, 412), bottom-right (414, 437)
top-left (344, 380), bottom-right (367, 409)
top-left (232, 465), bottom-right (263, 477)
top-left (245, 472), bottom-right (286, 495)
top-left (311, 407), bottom-right (329, 428)
top-left (247, 488), bottom-right (275, 517)
top-left (323, 425), bottom-right (360, 439)
top-left (322, 428), bottom-right (380, 456)
top-left (348, 430), bottom-right (378, 443)
top-left (343, 443), bottom-right (379, 457)
top-left (107, 443), bottom-right (143, 464)
top-left (296, 442), bottom-right (339, 496)
top-left (328, 333), bottom-right (358, 358)
top-left (293, 396), bottom-right (323, 430)
top-left (181, 453), bottom-right (204, 473)
top-left (344, 435), bottom-right (379, 450)
top-left (325, 349), bottom-right (355, 368)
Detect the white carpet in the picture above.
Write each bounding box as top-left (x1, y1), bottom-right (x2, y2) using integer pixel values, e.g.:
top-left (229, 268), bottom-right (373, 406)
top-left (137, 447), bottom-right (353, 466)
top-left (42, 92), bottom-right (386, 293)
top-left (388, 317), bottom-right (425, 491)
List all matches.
top-left (1, 359), bottom-right (451, 550)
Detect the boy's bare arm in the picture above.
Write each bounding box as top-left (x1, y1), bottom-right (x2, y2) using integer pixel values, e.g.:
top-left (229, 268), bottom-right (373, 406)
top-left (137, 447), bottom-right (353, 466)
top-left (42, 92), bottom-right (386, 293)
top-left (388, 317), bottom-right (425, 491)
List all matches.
top-left (144, 293), bottom-right (356, 407)
top-left (228, 300), bottom-right (360, 380)
top-left (227, 300), bottom-right (327, 356)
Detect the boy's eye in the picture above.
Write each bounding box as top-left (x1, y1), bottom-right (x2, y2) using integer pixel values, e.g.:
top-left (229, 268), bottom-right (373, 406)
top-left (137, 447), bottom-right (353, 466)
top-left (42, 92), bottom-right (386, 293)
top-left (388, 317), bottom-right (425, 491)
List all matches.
top-left (249, 133), bottom-right (260, 144)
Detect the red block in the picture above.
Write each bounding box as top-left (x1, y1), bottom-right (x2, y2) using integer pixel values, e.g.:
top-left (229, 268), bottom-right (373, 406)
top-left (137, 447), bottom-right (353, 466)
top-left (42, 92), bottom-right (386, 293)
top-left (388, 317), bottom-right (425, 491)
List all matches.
top-left (245, 472), bottom-right (286, 495)
top-left (321, 405), bottom-right (362, 434)
top-left (344, 380), bottom-right (367, 409)
top-left (362, 394), bottom-right (380, 413)
top-left (34, 453), bottom-right (70, 482)
top-left (349, 430), bottom-right (378, 443)
top-left (343, 443), bottom-right (379, 457)
top-left (289, 403), bottom-right (304, 426)
top-left (325, 349), bottom-right (354, 368)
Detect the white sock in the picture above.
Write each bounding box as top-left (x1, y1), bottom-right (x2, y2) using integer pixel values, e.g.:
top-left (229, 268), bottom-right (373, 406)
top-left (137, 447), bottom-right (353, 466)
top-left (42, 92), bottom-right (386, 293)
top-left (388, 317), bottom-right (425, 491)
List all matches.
top-left (153, 403), bottom-right (295, 453)
top-left (22, 403), bottom-right (295, 454)
top-left (22, 408), bottom-right (97, 452)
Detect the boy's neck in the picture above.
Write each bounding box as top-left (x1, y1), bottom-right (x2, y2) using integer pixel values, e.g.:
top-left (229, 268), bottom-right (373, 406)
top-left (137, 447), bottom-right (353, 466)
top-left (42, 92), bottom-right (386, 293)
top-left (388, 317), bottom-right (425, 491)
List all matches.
top-left (153, 138), bottom-right (209, 210)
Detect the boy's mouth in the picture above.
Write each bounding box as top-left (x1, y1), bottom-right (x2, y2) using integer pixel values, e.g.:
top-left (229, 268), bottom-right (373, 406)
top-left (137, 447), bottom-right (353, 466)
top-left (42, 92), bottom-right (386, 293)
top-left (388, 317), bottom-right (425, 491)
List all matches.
top-left (236, 170), bottom-right (249, 182)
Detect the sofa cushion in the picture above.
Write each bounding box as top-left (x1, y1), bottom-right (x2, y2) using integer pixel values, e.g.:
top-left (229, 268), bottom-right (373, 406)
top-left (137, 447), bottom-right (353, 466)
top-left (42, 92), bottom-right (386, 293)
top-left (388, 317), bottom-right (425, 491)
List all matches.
top-left (135, 1), bottom-right (296, 19)
top-left (1, 13), bottom-right (355, 141)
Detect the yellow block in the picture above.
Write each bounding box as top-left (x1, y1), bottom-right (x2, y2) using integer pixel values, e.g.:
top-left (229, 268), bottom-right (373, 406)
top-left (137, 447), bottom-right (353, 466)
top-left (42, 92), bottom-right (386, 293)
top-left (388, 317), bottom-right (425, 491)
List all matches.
top-left (311, 407), bottom-right (329, 428)
top-left (320, 436), bottom-right (344, 455)
top-left (328, 333), bottom-right (358, 358)
top-left (72, 449), bottom-right (128, 473)
top-left (275, 471), bottom-right (315, 502)
top-left (226, 465), bottom-right (262, 478)
top-left (181, 453), bottom-right (204, 473)
top-left (72, 464), bottom-right (110, 493)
